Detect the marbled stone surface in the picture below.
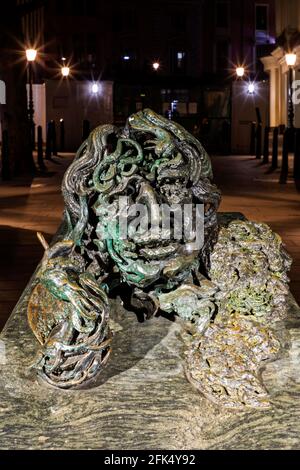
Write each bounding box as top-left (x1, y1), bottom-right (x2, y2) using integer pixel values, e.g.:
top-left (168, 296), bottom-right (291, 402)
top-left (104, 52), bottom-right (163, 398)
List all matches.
top-left (1, 214), bottom-right (300, 450)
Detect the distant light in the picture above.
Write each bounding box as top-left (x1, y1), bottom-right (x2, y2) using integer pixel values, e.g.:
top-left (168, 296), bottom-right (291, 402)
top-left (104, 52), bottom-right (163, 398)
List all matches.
top-left (236, 66), bottom-right (245, 78)
top-left (61, 57), bottom-right (66, 61)
top-left (171, 99), bottom-right (178, 111)
top-left (247, 82), bottom-right (255, 94)
top-left (26, 49), bottom-right (37, 62)
top-left (61, 66), bottom-right (70, 77)
top-left (60, 118), bottom-right (64, 122)
top-left (285, 53), bottom-right (297, 67)
top-left (123, 55), bottom-right (130, 61)
top-left (152, 62), bottom-right (160, 71)
top-left (91, 83), bottom-right (99, 94)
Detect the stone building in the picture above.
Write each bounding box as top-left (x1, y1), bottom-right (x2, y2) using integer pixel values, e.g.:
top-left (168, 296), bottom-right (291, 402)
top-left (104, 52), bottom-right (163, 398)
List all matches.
top-left (5, 0), bottom-right (277, 152)
top-left (261, 0), bottom-right (300, 128)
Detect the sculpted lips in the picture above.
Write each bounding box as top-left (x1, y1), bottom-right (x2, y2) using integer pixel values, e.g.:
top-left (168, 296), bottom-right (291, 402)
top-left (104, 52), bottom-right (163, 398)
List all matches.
top-left (139, 242), bottom-right (179, 260)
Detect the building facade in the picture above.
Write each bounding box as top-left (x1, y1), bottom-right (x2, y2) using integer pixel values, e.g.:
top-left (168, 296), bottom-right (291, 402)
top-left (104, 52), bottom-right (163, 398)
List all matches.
top-left (16, 0), bottom-right (276, 152)
top-left (261, 0), bottom-right (300, 128)
top-left (201, 0), bottom-right (275, 152)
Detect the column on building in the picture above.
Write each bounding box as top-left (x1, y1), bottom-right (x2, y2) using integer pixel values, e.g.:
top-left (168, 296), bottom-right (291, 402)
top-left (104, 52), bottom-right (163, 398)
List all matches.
top-left (261, 54), bottom-right (281, 127)
top-left (261, 45), bottom-right (300, 128)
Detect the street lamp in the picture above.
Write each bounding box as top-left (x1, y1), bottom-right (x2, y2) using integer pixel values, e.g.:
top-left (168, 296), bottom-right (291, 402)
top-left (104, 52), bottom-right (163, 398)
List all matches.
top-left (61, 65), bottom-right (70, 77)
top-left (26, 48), bottom-right (37, 150)
top-left (61, 57), bottom-right (70, 78)
top-left (247, 82), bottom-right (255, 94)
top-left (285, 52), bottom-right (297, 128)
top-left (91, 82), bottom-right (100, 94)
top-left (152, 62), bottom-right (160, 71)
top-left (236, 66), bottom-right (245, 78)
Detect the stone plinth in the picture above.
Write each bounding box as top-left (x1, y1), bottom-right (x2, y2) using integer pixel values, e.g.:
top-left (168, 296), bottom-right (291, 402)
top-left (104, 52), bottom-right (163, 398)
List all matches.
top-left (1, 215), bottom-right (300, 450)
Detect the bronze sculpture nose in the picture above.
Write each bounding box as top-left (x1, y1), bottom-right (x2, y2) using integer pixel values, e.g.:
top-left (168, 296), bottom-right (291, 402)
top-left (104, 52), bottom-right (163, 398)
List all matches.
top-left (136, 181), bottom-right (160, 226)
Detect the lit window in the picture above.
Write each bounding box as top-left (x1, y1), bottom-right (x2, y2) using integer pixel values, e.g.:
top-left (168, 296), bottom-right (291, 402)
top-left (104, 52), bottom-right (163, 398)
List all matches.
top-left (176, 51), bottom-right (186, 69)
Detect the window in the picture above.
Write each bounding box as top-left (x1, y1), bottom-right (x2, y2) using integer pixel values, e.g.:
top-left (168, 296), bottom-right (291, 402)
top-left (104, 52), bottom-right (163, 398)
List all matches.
top-left (171, 13), bottom-right (186, 32)
top-left (176, 51), bottom-right (186, 70)
top-left (170, 50), bottom-right (187, 73)
top-left (215, 40), bottom-right (229, 72)
top-left (73, 33), bottom-right (84, 62)
top-left (112, 12), bottom-right (122, 33)
top-left (72, 0), bottom-right (84, 16)
top-left (86, 0), bottom-right (96, 16)
top-left (255, 4), bottom-right (268, 31)
top-left (112, 8), bottom-right (134, 32)
top-left (56, 0), bottom-right (68, 15)
top-left (216, 2), bottom-right (229, 29)
top-left (87, 33), bottom-right (97, 56)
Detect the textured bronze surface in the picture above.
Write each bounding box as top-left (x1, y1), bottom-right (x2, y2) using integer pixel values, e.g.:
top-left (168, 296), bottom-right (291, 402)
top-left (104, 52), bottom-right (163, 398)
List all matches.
top-left (27, 109), bottom-right (293, 409)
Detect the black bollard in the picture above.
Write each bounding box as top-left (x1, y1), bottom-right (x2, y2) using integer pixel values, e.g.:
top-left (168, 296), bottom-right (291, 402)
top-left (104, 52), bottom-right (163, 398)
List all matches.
top-left (60, 119), bottom-right (65, 152)
top-left (262, 126), bottom-right (269, 164)
top-left (255, 122), bottom-right (262, 159)
top-left (271, 127), bottom-right (279, 169)
top-left (37, 125), bottom-right (46, 171)
top-left (279, 128), bottom-right (290, 184)
top-left (250, 121), bottom-right (256, 155)
top-left (45, 121), bottom-right (53, 160)
top-left (82, 119), bottom-right (90, 142)
top-left (1, 129), bottom-right (11, 180)
top-left (294, 128), bottom-right (300, 180)
top-left (52, 120), bottom-right (58, 156)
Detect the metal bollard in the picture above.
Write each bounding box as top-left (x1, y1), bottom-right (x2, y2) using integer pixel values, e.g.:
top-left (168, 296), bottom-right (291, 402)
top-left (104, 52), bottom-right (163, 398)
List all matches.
top-left (255, 123), bottom-right (262, 159)
top-left (37, 126), bottom-right (46, 170)
top-left (52, 120), bottom-right (58, 156)
top-left (294, 128), bottom-right (300, 180)
top-left (1, 129), bottom-right (11, 180)
top-left (262, 126), bottom-right (269, 164)
top-left (45, 121), bottom-right (52, 160)
top-left (271, 127), bottom-right (278, 169)
top-left (60, 119), bottom-right (65, 152)
top-left (82, 119), bottom-right (90, 142)
top-left (250, 121), bottom-right (256, 155)
top-left (279, 128), bottom-right (290, 184)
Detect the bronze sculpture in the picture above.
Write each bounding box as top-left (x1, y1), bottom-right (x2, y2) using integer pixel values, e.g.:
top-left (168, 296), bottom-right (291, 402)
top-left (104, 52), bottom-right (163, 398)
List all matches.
top-left (27, 109), bottom-right (292, 409)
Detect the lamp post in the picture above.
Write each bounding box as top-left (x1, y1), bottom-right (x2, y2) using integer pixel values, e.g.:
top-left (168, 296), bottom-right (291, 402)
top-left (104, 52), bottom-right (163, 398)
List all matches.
top-left (236, 66), bottom-right (245, 78)
top-left (26, 48), bottom-right (37, 150)
top-left (61, 57), bottom-right (70, 78)
top-left (285, 52), bottom-right (297, 129)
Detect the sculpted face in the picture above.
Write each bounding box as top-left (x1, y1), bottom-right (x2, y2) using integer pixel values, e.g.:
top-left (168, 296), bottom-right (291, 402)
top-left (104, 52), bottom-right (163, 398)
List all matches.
top-left (77, 109), bottom-right (222, 289)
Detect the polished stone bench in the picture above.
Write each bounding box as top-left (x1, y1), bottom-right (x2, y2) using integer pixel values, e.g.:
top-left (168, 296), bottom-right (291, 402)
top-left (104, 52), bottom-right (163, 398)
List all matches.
top-left (1, 213), bottom-right (300, 450)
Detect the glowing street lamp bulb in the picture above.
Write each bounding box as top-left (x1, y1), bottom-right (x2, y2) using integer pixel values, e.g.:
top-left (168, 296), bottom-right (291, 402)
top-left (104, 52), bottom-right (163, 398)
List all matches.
top-left (248, 82), bottom-right (255, 94)
top-left (152, 62), bottom-right (160, 70)
top-left (123, 55), bottom-right (130, 61)
top-left (285, 53), bottom-right (297, 67)
top-left (236, 66), bottom-right (245, 78)
top-left (61, 66), bottom-right (70, 77)
top-left (92, 83), bottom-right (99, 94)
top-left (26, 48), bottom-right (37, 62)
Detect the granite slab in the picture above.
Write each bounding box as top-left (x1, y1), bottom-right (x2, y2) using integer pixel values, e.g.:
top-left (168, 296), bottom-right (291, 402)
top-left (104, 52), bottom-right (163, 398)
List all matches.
top-left (1, 214), bottom-right (300, 450)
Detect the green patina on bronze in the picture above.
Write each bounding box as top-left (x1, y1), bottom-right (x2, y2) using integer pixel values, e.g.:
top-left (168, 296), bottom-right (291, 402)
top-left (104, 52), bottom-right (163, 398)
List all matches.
top-left (27, 109), bottom-right (292, 409)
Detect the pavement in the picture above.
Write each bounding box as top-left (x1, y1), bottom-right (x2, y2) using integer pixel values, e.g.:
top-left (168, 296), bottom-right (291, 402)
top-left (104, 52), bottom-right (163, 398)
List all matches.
top-left (0, 151), bottom-right (299, 331)
top-left (0, 153), bottom-right (75, 330)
